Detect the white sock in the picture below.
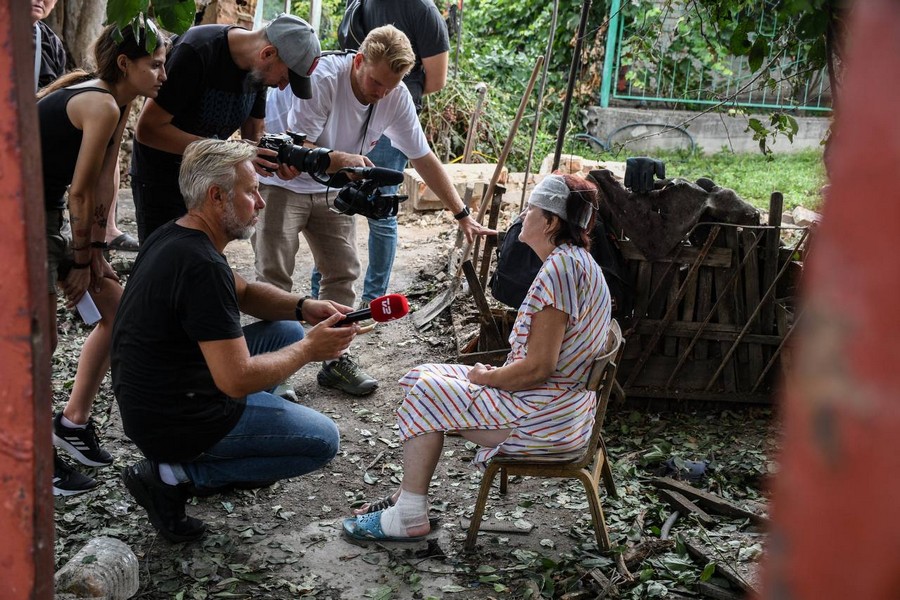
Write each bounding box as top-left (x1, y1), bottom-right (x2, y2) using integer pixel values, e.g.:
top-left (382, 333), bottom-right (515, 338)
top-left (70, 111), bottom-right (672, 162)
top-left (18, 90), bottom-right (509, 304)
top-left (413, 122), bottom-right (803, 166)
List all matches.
top-left (380, 489), bottom-right (429, 537)
top-left (157, 463), bottom-right (181, 486)
top-left (60, 414), bottom-right (85, 429)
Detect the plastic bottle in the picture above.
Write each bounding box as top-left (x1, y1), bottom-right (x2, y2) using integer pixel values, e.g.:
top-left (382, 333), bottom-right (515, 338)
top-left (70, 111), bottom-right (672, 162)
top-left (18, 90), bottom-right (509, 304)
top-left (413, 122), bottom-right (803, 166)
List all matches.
top-left (55, 536), bottom-right (140, 600)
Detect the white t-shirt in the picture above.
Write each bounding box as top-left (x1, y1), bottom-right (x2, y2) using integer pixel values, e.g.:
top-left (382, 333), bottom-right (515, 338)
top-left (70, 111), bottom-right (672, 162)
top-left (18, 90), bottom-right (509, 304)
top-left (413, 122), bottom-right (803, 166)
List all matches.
top-left (262, 52), bottom-right (431, 194)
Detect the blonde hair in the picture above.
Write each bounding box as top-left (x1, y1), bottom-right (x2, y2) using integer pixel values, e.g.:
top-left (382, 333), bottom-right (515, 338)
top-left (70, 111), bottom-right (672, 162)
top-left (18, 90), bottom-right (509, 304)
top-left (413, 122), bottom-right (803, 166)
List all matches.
top-left (179, 140), bottom-right (256, 210)
top-left (359, 25), bottom-right (415, 76)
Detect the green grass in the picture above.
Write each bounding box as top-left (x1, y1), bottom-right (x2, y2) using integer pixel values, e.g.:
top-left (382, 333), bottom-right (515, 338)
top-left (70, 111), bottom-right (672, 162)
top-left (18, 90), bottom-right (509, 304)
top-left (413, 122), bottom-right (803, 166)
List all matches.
top-left (596, 148), bottom-right (826, 212)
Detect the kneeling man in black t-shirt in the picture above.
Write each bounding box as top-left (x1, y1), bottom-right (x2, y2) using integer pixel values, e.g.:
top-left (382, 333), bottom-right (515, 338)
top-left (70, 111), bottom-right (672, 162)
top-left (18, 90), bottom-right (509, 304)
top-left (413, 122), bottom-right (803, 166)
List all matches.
top-left (112, 139), bottom-right (360, 542)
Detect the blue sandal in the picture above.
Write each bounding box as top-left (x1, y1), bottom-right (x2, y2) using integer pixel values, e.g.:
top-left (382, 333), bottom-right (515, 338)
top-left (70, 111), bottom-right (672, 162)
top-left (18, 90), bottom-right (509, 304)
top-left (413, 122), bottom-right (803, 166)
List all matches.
top-left (356, 496), bottom-right (441, 529)
top-left (342, 510), bottom-right (428, 543)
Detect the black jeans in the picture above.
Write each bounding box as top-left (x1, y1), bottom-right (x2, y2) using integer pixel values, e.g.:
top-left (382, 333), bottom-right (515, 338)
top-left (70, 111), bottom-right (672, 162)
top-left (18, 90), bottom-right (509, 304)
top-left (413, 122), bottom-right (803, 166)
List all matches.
top-left (131, 176), bottom-right (186, 243)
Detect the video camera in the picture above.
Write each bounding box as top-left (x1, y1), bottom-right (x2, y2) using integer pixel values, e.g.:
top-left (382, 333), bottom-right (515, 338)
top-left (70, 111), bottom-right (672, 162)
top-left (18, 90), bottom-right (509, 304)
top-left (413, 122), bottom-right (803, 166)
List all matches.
top-left (259, 131), bottom-right (407, 220)
top-left (258, 131), bottom-right (332, 175)
top-left (331, 166), bottom-right (408, 220)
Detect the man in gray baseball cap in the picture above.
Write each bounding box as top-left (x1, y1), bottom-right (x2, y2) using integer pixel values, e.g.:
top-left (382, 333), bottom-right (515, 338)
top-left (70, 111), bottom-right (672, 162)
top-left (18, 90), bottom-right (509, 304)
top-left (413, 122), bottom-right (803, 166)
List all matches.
top-left (267, 14), bottom-right (321, 99)
top-left (130, 13), bottom-right (328, 241)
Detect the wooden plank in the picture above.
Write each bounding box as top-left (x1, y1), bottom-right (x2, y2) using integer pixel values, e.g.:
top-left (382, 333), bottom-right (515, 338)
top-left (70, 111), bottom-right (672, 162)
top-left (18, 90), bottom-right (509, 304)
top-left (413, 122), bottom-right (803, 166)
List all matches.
top-left (459, 518), bottom-right (532, 534)
top-left (712, 245), bottom-right (737, 392)
top-left (679, 267), bottom-right (700, 357)
top-left (622, 386), bottom-right (772, 404)
top-left (462, 260), bottom-right (504, 349)
top-left (740, 229), bottom-right (764, 383)
top-left (477, 184), bottom-right (505, 289)
top-left (695, 269), bottom-right (714, 359)
top-left (634, 261), bottom-right (653, 320)
top-left (664, 268), bottom-right (681, 356)
top-left (723, 228), bottom-right (748, 389)
top-left (760, 192), bottom-right (784, 335)
top-left (649, 477), bottom-right (768, 524)
top-left (697, 581), bottom-right (744, 600)
top-left (684, 539), bottom-right (754, 595)
top-left (620, 240), bottom-right (732, 268)
top-left (657, 489), bottom-right (716, 527)
top-left (633, 320), bottom-right (785, 345)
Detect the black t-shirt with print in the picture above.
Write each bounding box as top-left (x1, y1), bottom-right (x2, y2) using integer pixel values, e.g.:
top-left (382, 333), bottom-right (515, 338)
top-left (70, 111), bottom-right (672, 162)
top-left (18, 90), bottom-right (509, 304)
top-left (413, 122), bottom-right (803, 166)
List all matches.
top-left (131, 25), bottom-right (267, 184)
top-left (111, 222), bottom-right (246, 462)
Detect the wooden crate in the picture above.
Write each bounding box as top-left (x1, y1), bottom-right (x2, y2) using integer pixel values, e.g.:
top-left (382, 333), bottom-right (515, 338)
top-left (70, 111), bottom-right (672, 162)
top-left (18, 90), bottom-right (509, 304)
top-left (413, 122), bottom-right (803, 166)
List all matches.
top-left (453, 192), bottom-right (807, 405)
top-left (617, 213), bottom-right (809, 403)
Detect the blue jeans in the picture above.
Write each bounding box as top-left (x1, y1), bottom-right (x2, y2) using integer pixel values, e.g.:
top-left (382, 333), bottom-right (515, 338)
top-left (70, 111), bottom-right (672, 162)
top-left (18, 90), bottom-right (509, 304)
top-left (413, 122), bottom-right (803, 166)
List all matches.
top-left (310, 135), bottom-right (407, 304)
top-left (175, 320), bottom-right (340, 489)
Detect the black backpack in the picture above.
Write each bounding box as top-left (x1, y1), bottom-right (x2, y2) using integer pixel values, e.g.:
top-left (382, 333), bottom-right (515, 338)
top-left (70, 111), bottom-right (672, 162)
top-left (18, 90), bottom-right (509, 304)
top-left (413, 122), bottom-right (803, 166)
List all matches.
top-left (337, 0), bottom-right (367, 51)
top-left (489, 215), bottom-right (634, 321)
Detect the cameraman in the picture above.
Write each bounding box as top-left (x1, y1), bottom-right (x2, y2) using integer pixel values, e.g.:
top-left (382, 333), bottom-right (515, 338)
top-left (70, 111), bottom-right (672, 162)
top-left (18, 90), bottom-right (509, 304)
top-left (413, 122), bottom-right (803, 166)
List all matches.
top-left (130, 15), bottom-right (366, 242)
top-left (252, 25), bottom-right (494, 397)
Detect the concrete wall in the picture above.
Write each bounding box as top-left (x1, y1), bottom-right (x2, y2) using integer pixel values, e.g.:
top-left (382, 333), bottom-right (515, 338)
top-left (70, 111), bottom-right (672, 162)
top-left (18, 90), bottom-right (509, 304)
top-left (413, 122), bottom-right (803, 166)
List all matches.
top-left (582, 106), bottom-right (830, 155)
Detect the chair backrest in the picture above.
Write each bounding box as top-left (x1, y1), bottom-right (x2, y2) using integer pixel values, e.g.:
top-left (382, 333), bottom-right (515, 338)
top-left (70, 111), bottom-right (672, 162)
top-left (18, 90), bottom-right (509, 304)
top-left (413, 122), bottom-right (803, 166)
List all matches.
top-left (573, 319), bottom-right (624, 468)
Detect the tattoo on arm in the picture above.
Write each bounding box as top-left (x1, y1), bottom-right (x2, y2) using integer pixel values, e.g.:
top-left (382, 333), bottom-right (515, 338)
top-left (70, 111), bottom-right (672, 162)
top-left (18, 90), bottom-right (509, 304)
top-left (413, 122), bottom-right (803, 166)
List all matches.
top-left (93, 204), bottom-right (106, 227)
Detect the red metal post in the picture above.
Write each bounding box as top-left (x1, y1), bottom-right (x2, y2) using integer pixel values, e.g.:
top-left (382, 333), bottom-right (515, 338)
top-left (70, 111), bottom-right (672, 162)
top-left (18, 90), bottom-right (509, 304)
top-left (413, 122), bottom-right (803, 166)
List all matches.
top-left (763, 0), bottom-right (900, 598)
top-left (0, 0), bottom-right (54, 597)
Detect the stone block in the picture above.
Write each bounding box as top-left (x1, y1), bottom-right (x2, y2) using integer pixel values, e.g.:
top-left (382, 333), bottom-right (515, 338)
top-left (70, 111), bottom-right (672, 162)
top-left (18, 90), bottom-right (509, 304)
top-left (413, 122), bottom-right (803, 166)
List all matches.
top-left (405, 163), bottom-right (507, 211)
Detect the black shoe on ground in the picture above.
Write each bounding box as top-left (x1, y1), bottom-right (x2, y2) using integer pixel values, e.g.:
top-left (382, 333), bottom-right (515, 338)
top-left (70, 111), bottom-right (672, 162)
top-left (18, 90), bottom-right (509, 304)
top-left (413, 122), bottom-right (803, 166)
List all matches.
top-left (53, 411), bottom-right (113, 467)
top-left (121, 459), bottom-right (206, 543)
top-left (317, 354), bottom-right (378, 396)
top-left (185, 480), bottom-right (279, 498)
top-left (53, 450), bottom-right (97, 496)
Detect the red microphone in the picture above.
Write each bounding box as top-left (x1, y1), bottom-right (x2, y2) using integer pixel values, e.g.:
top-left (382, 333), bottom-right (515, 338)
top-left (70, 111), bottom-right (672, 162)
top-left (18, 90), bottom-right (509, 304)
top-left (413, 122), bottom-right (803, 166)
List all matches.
top-left (336, 293), bottom-right (410, 326)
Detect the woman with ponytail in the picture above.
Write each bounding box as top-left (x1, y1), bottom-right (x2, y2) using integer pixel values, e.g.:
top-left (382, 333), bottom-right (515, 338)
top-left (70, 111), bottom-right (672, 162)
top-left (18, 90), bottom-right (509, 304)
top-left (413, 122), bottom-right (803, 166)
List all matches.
top-left (39, 21), bottom-right (168, 495)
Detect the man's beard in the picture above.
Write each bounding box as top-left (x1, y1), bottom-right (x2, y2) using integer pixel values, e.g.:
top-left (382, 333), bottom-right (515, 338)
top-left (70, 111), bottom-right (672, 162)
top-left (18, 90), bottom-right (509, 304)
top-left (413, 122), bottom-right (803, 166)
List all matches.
top-left (247, 69), bottom-right (269, 91)
top-left (223, 199), bottom-right (255, 240)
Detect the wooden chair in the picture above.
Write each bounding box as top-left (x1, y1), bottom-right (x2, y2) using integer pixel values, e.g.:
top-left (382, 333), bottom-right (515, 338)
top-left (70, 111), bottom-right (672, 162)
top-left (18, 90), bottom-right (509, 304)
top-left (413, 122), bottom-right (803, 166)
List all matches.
top-left (464, 320), bottom-right (625, 552)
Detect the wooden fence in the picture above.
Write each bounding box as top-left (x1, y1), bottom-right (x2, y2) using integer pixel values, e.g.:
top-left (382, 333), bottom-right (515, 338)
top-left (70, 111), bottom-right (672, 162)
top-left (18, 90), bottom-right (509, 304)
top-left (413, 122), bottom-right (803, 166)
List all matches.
top-left (455, 193), bottom-right (808, 404)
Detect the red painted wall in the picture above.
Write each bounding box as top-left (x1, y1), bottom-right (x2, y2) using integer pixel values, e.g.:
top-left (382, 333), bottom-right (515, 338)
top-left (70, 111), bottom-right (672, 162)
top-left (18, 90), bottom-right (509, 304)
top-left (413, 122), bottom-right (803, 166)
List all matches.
top-left (764, 0), bottom-right (900, 598)
top-left (0, 0), bottom-right (54, 597)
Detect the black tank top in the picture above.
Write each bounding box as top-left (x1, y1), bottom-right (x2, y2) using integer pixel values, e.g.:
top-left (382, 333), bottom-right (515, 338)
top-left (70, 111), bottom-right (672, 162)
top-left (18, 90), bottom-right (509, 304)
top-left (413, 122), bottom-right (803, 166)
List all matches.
top-left (37, 86), bottom-right (124, 210)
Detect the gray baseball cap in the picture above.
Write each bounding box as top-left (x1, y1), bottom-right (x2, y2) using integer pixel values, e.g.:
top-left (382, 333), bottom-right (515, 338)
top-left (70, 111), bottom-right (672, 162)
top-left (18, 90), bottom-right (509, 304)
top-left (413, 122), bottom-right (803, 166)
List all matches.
top-left (266, 14), bottom-right (321, 99)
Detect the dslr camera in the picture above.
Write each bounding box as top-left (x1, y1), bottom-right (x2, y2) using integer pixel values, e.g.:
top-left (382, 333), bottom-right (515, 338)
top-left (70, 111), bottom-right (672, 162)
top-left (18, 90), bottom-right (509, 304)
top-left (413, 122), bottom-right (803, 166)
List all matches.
top-left (258, 131), bottom-right (332, 175)
top-left (331, 167), bottom-right (408, 220)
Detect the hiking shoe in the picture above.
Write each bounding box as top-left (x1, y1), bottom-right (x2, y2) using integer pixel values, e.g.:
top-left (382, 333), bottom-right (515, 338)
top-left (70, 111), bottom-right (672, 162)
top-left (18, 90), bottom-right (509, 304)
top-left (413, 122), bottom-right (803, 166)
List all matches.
top-left (122, 460), bottom-right (206, 543)
top-left (317, 354), bottom-right (378, 396)
top-left (355, 302), bottom-right (377, 333)
top-left (53, 450), bottom-right (98, 496)
top-left (274, 383), bottom-right (298, 402)
top-left (53, 411), bottom-right (113, 467)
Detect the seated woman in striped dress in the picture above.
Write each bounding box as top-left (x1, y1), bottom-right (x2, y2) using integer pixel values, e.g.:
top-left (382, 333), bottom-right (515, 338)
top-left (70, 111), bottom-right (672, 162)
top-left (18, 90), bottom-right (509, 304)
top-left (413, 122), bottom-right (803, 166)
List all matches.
top-left (343, 174), bottom-right (613, 542)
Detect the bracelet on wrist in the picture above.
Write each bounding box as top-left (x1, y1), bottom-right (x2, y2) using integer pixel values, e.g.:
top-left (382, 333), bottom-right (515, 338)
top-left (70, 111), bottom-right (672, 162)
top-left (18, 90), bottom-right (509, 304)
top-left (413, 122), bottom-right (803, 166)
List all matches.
top-left (295, 296), bottom-right (311, 322)
top-left (453, 206), bottom-right (471, 220)
top-left (90, 241), bottom-right (109, 249)
top-left (70, 261), bottom-right (91, 270)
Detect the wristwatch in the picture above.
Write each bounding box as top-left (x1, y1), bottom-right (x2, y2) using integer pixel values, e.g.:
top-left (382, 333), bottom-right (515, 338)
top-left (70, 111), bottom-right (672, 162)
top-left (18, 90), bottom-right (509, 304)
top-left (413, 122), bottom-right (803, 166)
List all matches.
top-left (453, 207), bottom-right (470, 220)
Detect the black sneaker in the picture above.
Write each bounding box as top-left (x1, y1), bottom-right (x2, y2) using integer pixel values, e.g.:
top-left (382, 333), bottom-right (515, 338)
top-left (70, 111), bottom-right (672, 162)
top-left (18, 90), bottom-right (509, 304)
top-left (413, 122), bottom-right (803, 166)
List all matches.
top-left (317, 354), bottom-right (378, 396)
top-left (53, 412), bottom-right (113, 467)
top-left (53, 450), bottom-right (98, 496)
top-left (122, 460), bottom-right (206, 543)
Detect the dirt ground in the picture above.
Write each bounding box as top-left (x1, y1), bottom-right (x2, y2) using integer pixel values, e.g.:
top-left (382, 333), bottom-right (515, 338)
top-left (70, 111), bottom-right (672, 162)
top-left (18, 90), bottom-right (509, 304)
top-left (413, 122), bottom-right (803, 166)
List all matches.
top-left (52, 193), bottom-right (773, 599)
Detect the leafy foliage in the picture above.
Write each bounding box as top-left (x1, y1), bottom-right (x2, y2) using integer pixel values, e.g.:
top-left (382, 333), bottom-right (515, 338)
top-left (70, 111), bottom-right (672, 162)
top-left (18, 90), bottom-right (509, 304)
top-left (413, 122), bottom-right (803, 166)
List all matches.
top-left (107, 0), bottom-right (195, 50)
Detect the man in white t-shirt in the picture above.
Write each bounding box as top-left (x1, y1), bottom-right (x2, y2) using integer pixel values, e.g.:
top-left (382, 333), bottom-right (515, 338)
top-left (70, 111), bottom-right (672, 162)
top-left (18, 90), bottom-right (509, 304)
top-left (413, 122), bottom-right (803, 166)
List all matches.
top-left (253, 25), bottom-right (493, 397)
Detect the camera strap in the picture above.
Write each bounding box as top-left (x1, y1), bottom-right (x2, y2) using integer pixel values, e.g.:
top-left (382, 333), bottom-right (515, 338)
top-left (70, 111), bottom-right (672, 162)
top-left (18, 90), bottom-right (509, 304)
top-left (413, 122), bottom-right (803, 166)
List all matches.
top-left (359, 103), bottom-right (374, 155)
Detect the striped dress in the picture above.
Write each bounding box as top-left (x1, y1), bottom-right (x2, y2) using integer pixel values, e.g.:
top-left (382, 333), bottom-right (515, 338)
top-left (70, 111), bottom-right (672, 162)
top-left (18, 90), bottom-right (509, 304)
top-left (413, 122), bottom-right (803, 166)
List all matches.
top-left (398, 243), bottom-right (612, 467)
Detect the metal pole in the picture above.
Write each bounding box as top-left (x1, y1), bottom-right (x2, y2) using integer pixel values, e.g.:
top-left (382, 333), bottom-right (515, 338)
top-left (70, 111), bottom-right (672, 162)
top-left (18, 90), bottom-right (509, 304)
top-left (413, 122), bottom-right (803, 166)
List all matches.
top-left (600, 0), bottom-right (622, 108)
top-left (553, 0), bottom-right (592, 171)
top-left (520, 0), bottom-right (560, 210)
